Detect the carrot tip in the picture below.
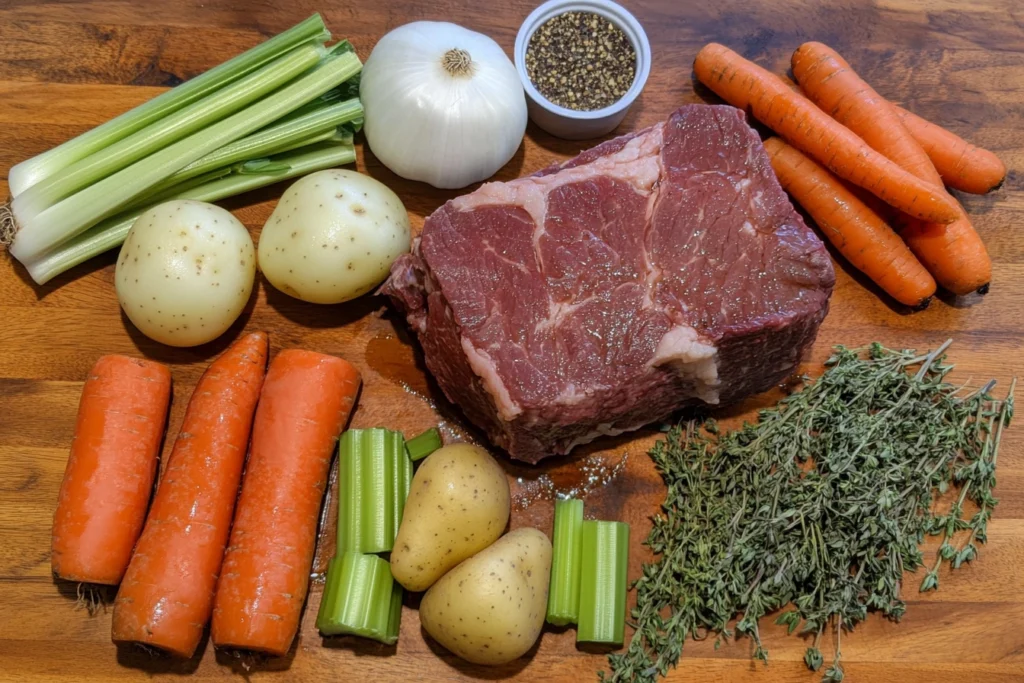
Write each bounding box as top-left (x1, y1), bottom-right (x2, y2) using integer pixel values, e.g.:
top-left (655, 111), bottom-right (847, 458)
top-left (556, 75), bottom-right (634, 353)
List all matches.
top-left (60, 581), bottom-right (114, 616)
top-left (912, 296), bottom-right (933, 312)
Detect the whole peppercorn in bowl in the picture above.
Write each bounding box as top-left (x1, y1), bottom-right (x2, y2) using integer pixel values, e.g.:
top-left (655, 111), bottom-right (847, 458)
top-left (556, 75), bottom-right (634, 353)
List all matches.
top-left (514, 0), bottom-right (651, 140)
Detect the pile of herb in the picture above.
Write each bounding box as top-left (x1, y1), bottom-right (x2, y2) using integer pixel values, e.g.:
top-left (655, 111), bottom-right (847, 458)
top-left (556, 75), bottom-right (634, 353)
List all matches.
top-left (605, 341), bottom-right (1014, 682)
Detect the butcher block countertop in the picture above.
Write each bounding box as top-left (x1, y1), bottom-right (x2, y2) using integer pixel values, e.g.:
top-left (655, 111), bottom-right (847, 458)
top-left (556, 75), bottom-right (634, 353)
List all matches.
top-left (1, 0), bottom-right (1023, 681)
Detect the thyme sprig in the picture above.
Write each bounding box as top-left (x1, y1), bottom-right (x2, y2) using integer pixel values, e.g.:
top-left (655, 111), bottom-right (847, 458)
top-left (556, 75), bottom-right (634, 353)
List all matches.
top-left (604, 341), bottom-right (1015, 682)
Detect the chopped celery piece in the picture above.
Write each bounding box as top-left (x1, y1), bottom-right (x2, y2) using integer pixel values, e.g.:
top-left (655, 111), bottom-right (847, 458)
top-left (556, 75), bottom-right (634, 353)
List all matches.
top-left (9, 50), bottom-right (362, 265)
top-left (316, 552), bottom-right (403, 644)
top-left (26, 142), bottom-right (356, 285)
top-left (546, 498), bottom-right (584, 626)
top-left (385, 569), bottom-right (404, 644)
top-left (405, 427), bottom-right (443, 461)
top-left (577, 520), bottom-right (630, 646)
top-left (393, 434), bottom-right (413, 536)
top-left (7, 14), bottom-right (329, 197)
top-left (337, 428), bottom-right (411, 554)
top-left (12, 43), bottom-right (326, 222)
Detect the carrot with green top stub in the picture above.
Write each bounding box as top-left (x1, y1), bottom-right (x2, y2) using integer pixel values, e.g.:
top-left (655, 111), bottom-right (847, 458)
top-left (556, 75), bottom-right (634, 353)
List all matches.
top-left (893, 105), bottom-right (1006, 195)
top-left (764, 137), bottom-right (936, 308)
top-left (791, 41), bottom-right (991, 295)
top-left (211, 349), bottom-right (361, 656)
top-left (693, 43), bottom-right (959, 225)
top-left (52, 355), bottom-right (171, 585)
top-left (111, 332), bottom-right (268, 658)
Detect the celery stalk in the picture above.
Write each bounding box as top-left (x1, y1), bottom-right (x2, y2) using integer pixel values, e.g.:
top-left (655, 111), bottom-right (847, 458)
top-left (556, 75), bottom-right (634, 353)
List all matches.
top-left (7, 14), bottom-right (329, 197)
top-left (125, 117), bottom-right (354, 212)
top-left (405, 427), bottom-right (443, 462)
top-left (576, 520), bottom-right (630, 645)
top-left (547, 498), bottom-right (584, 626)
top-left (316, 552), bottom-right (403, 644)
top-left (9, 50), bottom-right (362, 265)
top-left (26, 142), bottom-right (356, 284)
top-left (260, 127), bottom-right (354, 157)
top-left (337, 429), bottom-right (411, 555)
top-left (276, 84), bottom-right (362, 125)
top-left (12, 44), bottom-right (327, 222)
top-left (151, 98), bottom-right (362, 193)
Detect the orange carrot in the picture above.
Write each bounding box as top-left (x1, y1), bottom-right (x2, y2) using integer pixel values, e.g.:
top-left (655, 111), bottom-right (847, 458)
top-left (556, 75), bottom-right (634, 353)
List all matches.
top-left (898, 213), bottom-right (991, 295)
top-left (791, 43), bottom-right (941, 185)
top-left (52, 355), bottom-right (171, 585)
top-left (111, 332), bottom-right (268, 658)
top-left (211, 350), bottom-right (361, 656)
top-left (693, 43), bottom-right (960, 225)
top-left (893, 104), bottom-right (1007, 194)
top-left (792, 42), bottom-right (991, 295)
top-left (764, 138), bottom-right (936, 308)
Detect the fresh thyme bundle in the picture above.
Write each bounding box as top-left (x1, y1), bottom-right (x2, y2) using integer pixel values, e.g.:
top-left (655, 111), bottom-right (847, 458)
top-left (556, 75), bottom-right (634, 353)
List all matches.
top-left (605, 341), bottom-right (1015, 682)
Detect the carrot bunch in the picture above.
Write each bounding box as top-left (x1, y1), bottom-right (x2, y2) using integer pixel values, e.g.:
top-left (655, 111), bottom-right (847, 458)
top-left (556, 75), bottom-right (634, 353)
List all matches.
top-left (52, 336), bottom-right (362, 660)
top-left (694, 41), bottom-right (1005, 305)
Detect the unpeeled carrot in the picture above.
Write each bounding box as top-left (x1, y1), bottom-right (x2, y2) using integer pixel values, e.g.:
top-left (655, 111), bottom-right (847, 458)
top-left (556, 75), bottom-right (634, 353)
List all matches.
top-left (693, 43), bottom-right (960, 225)
top-left (211, 350), bottom-right (361, 656)
top-left (899, 212), bottom-right (991, 295)
top-left (791, 43), bottom-right (940, 185)
top-left (52, 355), bottom-right (171, 585)
top-left (764, 138), bottom-right (936, 308)
top-left (792, 42), bottom-right (991, 295)
top-left (111, 332), bottom-right (268, 657)
top-left (893, 104), bottom-right (1007, 194)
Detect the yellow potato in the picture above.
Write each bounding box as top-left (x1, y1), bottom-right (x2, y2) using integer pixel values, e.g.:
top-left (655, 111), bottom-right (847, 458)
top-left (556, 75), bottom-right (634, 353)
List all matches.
top-left (391, 443), bottom-right (509, 592)
top-left (419, 527), bottom-right (552, 665)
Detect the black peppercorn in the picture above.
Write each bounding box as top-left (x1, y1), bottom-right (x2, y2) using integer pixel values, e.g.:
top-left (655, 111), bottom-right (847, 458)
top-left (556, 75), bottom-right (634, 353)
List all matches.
top-left (525, 11), bottom-right (637, 111)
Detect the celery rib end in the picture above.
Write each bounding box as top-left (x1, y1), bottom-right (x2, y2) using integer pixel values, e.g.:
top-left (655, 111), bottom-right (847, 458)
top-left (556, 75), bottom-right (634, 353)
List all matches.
top-left (546, 613), bottom-right (576, 628)
top-left (406, 427), bottom-right (443, 462)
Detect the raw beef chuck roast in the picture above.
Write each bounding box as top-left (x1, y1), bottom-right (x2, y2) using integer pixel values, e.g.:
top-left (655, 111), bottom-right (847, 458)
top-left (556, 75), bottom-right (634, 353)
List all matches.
top-left (382, 104), bottom-right (835, 463)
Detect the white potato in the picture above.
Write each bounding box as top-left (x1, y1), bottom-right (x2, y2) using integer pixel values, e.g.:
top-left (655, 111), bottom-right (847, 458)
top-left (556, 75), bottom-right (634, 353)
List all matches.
top-left (115, 200), bottom-right (255, 347)
top-left (257, 169), bottom-right (410, 304)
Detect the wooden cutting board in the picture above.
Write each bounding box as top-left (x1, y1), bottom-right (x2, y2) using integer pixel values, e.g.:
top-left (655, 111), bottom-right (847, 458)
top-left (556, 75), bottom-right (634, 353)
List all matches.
top-left (1, 0), bottom-right (1022, 680)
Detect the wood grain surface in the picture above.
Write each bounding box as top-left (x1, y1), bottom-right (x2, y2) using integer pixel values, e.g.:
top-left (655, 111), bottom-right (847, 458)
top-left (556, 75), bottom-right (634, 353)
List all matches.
top-left (1, 0), bottom-right (1023, 681)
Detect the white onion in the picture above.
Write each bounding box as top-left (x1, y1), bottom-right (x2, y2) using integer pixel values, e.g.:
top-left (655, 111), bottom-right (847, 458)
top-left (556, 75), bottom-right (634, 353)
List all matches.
top-left (360, 21), bottom-right (527, 189)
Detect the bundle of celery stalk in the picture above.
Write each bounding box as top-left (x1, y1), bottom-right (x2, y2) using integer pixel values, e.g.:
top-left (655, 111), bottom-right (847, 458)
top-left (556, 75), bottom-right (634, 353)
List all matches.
top-left (0, 14), bottom-right (364, 285)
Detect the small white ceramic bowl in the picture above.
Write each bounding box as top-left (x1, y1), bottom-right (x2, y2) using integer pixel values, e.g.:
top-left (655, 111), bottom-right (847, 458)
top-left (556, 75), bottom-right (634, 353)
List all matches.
top-left (514, 0), bottom-right (651, 140)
